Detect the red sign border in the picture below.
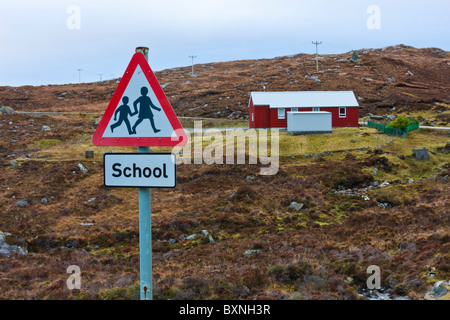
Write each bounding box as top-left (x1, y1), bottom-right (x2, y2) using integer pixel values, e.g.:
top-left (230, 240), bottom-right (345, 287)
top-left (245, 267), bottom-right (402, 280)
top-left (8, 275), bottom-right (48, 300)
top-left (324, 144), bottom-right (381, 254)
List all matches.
top-left (92, 52), bottom-right (187, 147)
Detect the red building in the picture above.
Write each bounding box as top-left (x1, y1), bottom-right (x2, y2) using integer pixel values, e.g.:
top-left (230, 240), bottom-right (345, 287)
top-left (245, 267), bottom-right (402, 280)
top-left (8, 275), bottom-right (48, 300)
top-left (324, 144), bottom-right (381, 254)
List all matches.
top-left (248, 91), bottom-right (359, 129)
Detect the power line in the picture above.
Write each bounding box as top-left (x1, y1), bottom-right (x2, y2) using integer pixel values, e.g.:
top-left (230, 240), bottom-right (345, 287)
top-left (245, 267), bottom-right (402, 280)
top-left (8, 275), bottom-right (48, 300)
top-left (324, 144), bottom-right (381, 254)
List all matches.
top-left (312, 41), bottom-right (322, 71)
top-left (189, 55), bottom-right (197, 76)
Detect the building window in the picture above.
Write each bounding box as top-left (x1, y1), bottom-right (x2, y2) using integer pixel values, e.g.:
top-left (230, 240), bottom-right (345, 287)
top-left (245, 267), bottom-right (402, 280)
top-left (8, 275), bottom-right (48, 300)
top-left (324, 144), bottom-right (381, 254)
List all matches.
top-left (252, 113), bottom-right (254, 122)
top-left (313, 107), bottom-right (320, 112)
top-left (339, 107), bottom-right (346, 118)
top-left (291, 108), bottom-right (298, 112)
top-left (278, 108), bottom-right (285, 119)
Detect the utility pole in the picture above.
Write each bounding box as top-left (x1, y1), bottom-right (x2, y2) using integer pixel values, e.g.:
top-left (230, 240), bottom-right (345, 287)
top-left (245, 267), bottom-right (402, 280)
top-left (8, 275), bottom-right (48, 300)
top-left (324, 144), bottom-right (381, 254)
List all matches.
top-left (99, 74), bottom-right (103, 81)
top-left (77, 68), bottom-right (83, 83)
top-left (189, 55), bottom-right (197, 76)
top-left (312, 41), bottom-right (322, 71)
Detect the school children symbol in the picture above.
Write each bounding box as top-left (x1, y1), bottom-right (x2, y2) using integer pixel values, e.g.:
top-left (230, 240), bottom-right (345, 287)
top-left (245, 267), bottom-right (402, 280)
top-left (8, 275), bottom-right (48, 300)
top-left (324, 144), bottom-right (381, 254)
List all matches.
top-left (110, 87), bottom-right (161, 135)
top-left (92, 52), bottom-right (187, 147)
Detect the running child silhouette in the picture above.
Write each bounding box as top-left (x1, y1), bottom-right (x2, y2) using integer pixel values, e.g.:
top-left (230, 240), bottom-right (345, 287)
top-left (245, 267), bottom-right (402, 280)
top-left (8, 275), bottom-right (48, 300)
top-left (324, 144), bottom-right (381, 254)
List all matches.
top-left (110, 96), bottom-right (136, 135)
top-left (131, 86), bottom-right (161, 134)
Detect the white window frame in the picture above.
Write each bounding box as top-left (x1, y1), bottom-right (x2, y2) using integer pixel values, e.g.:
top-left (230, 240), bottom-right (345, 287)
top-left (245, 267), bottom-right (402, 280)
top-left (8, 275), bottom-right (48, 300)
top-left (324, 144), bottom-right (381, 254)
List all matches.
top-left (339, 107), bottom-right (346, 118)
top-left (291, 108), bottom-right (298, 112)
top-left (313, 107), bottom-right (320, 112)
top-left (278, 108), bottom-right (285, 119)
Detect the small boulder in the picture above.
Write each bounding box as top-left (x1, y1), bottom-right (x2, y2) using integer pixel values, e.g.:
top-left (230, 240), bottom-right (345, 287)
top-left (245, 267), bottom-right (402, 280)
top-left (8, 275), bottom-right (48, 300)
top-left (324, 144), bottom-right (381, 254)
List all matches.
top-left (77, 163), bottom-right (88, 174)
top-left (15, 199), bottom-right (29, 207)
top-left (0, 231), bottom-right (27, 257)
top-left (201, 230), bottom-right (209, 237)
top-left (424, 281), bottom-right (448, 300)
top-left (41, 125), bottom-right (51, 132)
top-left (0, 106), bottom-right (15, 115)
top-left (412, 148), bottom-right (429, 161)
top-left (186, 234), bottom-right (197, 240)
top-left (244, 249), bottom-right (260, 257)
top-left (290, 202), bottom-right (304, 211)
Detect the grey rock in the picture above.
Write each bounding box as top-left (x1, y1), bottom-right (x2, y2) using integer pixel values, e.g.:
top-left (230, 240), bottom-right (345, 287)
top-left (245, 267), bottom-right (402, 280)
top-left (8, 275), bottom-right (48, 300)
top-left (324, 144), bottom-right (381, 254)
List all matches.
top-left (290, 202), bottom-right (304, 211)
top-left (244, 249), bottom-right (260, 256)
top-left (10, 160), bottom-right (18, 166)
top-left (424, 281), bottom-right (448, 300)
top-left (201, 230), bottom-right (209, 237)
top-left (0, 231), bottom-right (10, 246)
top-left (0, 231), bottom-right (27, 257)
top-left (388, 77), bottom-right (396, 83)
top-left (412, 148), bottom-right (429, 161)
top-left (41, 125), bottom-right (51, 132)
top-left (186, 234), bottom-right (197, 240)
top-left (77, 163), bottom-right (88, 174)
top-left (386, 115), bottom-right (396, 122)
top-left (168, 238), bottom-right (176, 244)
top-left (15, 199), bottom-right (29, 207)
top-left (370, 181), bottom-right (380, 187)
top-left (372, 168), bottom-right (378, 176)
top-left (305, 75), bottom-right (319, 80)
top-left (245, 175), bottom-right (255, 181)
top-left (0, 106), bottom-right (15, 115)
top-left (41, 197), bottom-right (48, 204)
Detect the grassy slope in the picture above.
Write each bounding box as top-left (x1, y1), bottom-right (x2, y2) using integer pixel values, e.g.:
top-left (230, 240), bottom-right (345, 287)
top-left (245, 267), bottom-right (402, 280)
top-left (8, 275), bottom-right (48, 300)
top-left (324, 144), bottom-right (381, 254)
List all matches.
top-left (0, 112), bottom-right (448, 299)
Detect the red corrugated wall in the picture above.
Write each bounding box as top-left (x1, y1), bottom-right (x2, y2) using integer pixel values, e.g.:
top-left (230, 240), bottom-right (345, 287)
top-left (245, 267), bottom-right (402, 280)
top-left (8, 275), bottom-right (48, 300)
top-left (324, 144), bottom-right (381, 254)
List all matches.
top-left (320, 107), bottom-right (359, 127)
top-left (250, 106), bottom-right (359, 128)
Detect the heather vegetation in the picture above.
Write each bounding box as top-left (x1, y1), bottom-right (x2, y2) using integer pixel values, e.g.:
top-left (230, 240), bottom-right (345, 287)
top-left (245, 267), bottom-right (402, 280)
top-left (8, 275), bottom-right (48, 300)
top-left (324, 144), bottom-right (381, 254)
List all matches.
top-left (0, 112), bottom-right (448, 300)
top-left (0, 45), bottom-right (448, 300)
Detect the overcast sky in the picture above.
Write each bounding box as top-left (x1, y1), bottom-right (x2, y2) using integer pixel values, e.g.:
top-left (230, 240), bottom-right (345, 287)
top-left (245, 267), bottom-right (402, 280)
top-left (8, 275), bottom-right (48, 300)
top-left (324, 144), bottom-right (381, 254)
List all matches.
top-left (0, 0), bottom-right (449, 86)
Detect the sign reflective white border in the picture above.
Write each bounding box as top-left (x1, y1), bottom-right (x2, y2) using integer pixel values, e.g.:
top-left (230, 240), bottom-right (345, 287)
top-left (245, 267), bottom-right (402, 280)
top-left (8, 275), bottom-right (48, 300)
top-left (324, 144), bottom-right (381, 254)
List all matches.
top-left (104, 153), bottom-right (176, 188)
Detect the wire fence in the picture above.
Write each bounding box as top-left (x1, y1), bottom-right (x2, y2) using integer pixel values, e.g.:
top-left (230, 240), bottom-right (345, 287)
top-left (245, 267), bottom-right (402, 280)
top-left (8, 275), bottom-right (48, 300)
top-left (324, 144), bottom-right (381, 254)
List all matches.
top-left (367, 121), bottom-right (419, 135)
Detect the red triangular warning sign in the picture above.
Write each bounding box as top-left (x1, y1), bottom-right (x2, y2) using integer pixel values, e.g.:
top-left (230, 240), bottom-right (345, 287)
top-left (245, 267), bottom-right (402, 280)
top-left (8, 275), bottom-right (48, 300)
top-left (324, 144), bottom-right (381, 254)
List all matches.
top-left (92, 52), bottom-right (187, 147)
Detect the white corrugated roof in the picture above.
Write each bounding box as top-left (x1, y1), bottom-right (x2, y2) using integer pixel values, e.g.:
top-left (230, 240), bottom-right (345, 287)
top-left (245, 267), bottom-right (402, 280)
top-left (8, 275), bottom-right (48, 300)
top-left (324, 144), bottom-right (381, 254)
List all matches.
top-left (250, 91), bottom-right (359, 108)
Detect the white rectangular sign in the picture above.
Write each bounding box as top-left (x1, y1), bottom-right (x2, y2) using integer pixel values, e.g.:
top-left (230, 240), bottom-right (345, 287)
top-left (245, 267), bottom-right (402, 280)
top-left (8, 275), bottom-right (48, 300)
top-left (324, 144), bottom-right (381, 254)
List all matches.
top-left (104, 153), bottom-right (176, 188)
